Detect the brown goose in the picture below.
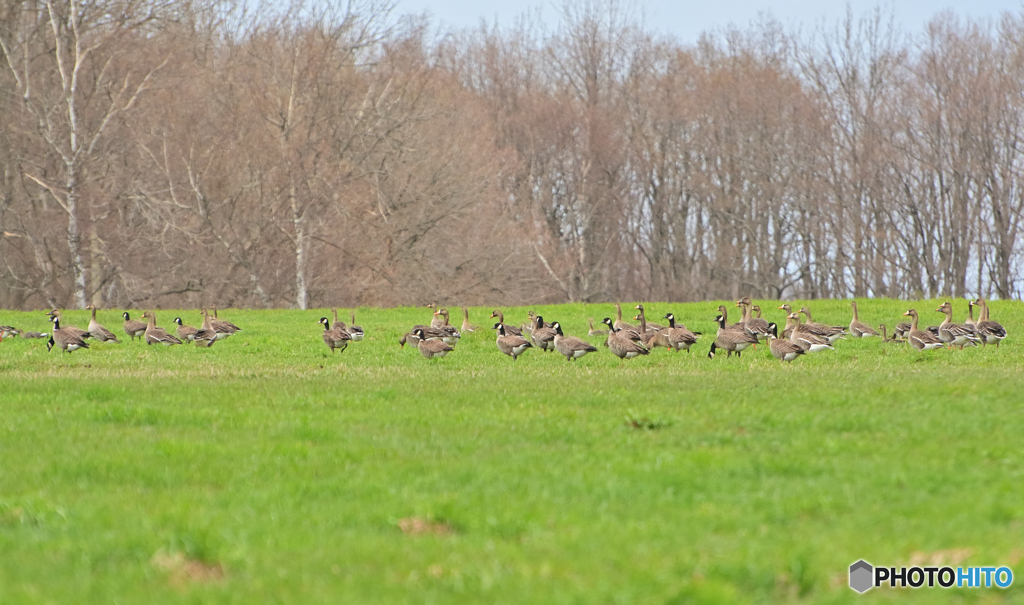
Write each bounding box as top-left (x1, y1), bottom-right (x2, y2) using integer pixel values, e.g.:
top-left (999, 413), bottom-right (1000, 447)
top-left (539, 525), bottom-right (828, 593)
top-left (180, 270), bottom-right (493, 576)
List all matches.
top-left (974, 298), bottom-right (1007, 347)
top-left (347, 311), bottom-right (365, 341)
top-left (47, 316), bottom-right (90, 353)
top-left (798, 306), bottom-right (847, 343)
top-left (426, 303), bottom-right (445, 328)
top-left (398, 331), bottom-right (421, 348)
top-left (849, 301), bottom-right (879, 338)
top-left (613, 303), bottom-right (637, 332)
top-left (319, 317), bottom-right (350, 353)
top-left (460, 307), bottom-right (478, 333)
top-left (47, 309), bottom-right (90, 341)
top-left (432, 309), bottom-right (461, 345)
top-left (530, 315), bottom-right (556, 351)
top-left (210, 305), bottom-right (241, 337)
top-left (601, 317), bottom-right (643, 344)
top-left (935, 302), bottom-right (980, 349)
top-left (552, 322), bottom-right (598, 361)
top-left (0, 323), bottom-right (20, 339)
top-left (633, 313), bottom-right (672, 350)
top-left (633, 304), bottom-right (665, 332)
top-left (587, 317), bottom-right (608, 337)
top-left (965, 301), bottom-right (978, 330)
top-left (191, 311), bottom-right (218, 348)
top-left (122, 312), bottom-right (147, 341)
top-left (413, 328), bottom-right (454, 359)
top-left (903, 309), bottom-right (944, 351)
top-left (605, 323), bottom-right (650, 360)
top-left (173, 317), bottom-right (198, 342)
top-left (489, 309), bottom-right (522, 337)
top-left (708, 313), bottom-right (758, 359)
top-left (878, 323), bottom-right (901, 343)
top-left (767, 323), bottom-right (805, 362)
top-left (661, 313), bottom-right (699, 352)
top-left (84, 305), bottom-right (120, 343)
top-left (736, 297), bottom-right (770, 340)
top-left (494, 323), bottom-right (532, 361)
top-left (141, 312), bottom-right (182, 346)
top-left (785, 313), bottom-right (833, 353)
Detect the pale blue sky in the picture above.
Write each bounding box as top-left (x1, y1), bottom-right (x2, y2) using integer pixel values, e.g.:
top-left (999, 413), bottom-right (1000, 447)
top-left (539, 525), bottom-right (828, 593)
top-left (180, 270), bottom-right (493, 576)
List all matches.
top-left (395, 0), bottom-right (1024, 42)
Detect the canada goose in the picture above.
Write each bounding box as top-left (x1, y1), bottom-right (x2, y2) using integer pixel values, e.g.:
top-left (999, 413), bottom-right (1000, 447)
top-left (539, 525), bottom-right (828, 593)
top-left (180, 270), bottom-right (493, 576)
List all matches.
top-left (661, 313), bottom-right (699, 352)
top-left (974, 298), bottom-right (1007, 347)
top-left (552, 322), bottom-right (598, 361)
top-left (0, 324), bottom-right (20, 340)
top-left (767, 323), bottom-right (805, 362)
top-left (633, 313), bottom-right (672, 350)
top-left (347, 311), bottom-right (365, 341)
top-left (798, 306), bottom-right (847, 343)
top-left (601, 317), bottom-right (643, 344)
top-left (47, 309), bottom-right (90, 341)
top-left (210, 305), bottom-right (241, 336)
top-left (141, 312), bottom-right (182, 346)
top-left (878, 324), bottom-right (901, 343)
top-left (903, 309), bottom-right (945, 351)
top-left (716, 305), bottom-right (745, 331)
top-left (84, 305), bottom-right (120, 343)
top-left (489, 309), bottom-right (523, 336)
top-left (413, 328), bottom-right (454, 359)
top-left (633, 304), bottom-right (665, 332)
top-left (587, 317), bottom-right (608, 337)
top-left (427, 304), bottom-right (445, 328)
top-left (708, 314), bottom-right (758, 359)
top-left (460, 307), bottom-right (478, 333)
top-left (785, 313), bottom-right (833, 353)
top-left (613, 303), bottom-right (637, 332)
top-left (605, 323), bottom-right (650, 360)
top-left (173, 317), bottom-right (198, 342)
top-left (432, 309), bottom-right (461, 345)
top-left (494, 323), bottom-right (532, 360)
top-left (935, 302), bottom-right (980, 349)
top-left (319, 317), bottom-right (351, 353)
top-left (736, 297), bottom-right (770, 340)
top-left (47, 316), bottom-right (89, 353)
top-left (530, 314), bottom-right (557, 351)
top-left (849, 301), bottom-right (880, 338)
top-left (122, 312), bottom-right (147, 341)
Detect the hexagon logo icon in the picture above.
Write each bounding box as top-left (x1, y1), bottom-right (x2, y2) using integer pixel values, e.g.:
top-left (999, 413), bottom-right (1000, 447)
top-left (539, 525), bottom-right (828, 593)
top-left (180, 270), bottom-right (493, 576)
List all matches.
top-left (849, 560), bottom-right (874, 593)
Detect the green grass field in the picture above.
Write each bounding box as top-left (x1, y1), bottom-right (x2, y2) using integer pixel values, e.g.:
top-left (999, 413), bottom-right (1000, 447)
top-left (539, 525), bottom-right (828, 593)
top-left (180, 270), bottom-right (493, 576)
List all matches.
top-left (1, 299), bottom-right (1022, 604)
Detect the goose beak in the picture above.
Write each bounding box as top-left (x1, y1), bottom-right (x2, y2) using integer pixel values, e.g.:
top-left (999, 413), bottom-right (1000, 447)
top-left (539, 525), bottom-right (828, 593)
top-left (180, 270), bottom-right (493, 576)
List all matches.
top-left (777, 305), bottom-right (785, 310)
top-left (903, 311), bottom-right (911, 316)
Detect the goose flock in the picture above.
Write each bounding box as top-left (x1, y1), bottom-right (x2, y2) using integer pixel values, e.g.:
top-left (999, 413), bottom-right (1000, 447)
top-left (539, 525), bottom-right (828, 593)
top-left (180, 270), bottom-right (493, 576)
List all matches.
top-left (1, 299), bottom-right (1008, 364)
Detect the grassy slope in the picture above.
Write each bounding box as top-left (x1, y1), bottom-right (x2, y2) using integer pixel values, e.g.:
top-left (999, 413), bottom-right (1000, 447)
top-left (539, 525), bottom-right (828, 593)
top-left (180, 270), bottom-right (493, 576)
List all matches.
top-left (0, 300), bottom-right (1022, 604)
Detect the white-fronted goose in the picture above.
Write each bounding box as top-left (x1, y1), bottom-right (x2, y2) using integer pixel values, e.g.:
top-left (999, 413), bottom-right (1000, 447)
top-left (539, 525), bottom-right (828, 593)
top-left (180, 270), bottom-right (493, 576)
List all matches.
top-left (708, 313), bottom-right (758, 359)
top-left (605, 323), bottom-right (650, 360)
top-left (142, 312), bottom-right (182, 346)
top-left (320, 317), bottom-right (351, 353)
top-left (552, 322), bottom-right (598, 361)
top-left (849, 301), bottom-right (879, 338)
top-left (413, 328), bottom-right (454, 359)
top-left (767, 324), bottom-right (805, 362)
top-left (974, 298), bottom-right (1007, 347)
top-left (736, 297), bottom-right (770, 340)
top-left (785, 313), bottom-right (833, 353)
top-left (878, 324), bottom-right (902, 343)
top-left (634, 304), bottom-right (665, 332)
top-left (47, 316), bottom-right (89, 353)
top-left (210, 305), bottom-right (241, 336)
top-left (965, 301), bottom-right (978, 330)
top-left (936, 302), bottom-right (980, 349)
top-left (633, 313), bottom-right (672, 350)
top-left (85, 305), bottom-right (120, 343)
top-left (347, 311), bottom-right (365, 341)
top-left (122, 312), bottom-right (147, 341)
top-left (192, 311), bottom-right (218, 348)
top-left (460, 307), bottom-right (478, 333)
top-left (798, 306), bottom-right (846, 343)
top-left (494, 323), bottom-right (532, 361)
top-left (587, 317), bottom-right (608, 337)
top-left (174, 317), bottom-right (198, 342)
top-left (21, 331), bottom-right (48, 339)
top-left (427, 304), bottom-right (445, 329)
top-left (903, 309), bottom-right (944, 351)
top-left (432, 309), bottom-right (461, 345)
top-left (530, 314), bottom-right (556, 351)
top-left (490, 310), bottom-right (522, 337)
top-left (613, 303), bottom-right (637, 332)
top-left (661, 313), bottom-right (699, 352)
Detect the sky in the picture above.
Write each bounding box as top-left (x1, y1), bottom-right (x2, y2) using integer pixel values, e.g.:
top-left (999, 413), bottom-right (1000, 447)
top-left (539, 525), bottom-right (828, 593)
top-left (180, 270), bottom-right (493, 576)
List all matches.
top-left (394, 0), bottom-right (1024, 43)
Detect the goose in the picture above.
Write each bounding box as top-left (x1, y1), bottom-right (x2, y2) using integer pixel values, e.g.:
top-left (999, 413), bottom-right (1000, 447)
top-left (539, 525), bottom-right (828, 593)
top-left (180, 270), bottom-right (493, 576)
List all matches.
top-left (633, 313), bottom-right (672, 350)
top-left (736, 297), bottom-right (771, 340)
top-left (935, 302), bottom-right (980, 349)
top-left (427, 304), bottom-right (445, 328)
top-left (398, 331), bottom-right (421, 348)
top-left (974, 298), bottom-right (1007, 347)
top-left (530, 314), bottom-right (557, 351)
top-left (785, 313), bottom-right (834, 353)
top-left (173, 317), bottom-right (198, 342)
top-left (717, 305), bottom-right (745, 331)
top-left (903, 309), bottom-right (945, 351)
top-left (661, 313), bottom-right (699, 352)
top-left (893, 322), bottom-right (911, 340)
top-left (767, 323), bottom-right (805, 362)
top-left (141, 312), bottom-right (182, 346)
top-left (347, 311), bottom-right (365, 341)
top-left (21, 331), bottom-right (48, 339)
top-left (601, 317), bottom-right (643, 344)
top-left (494, 323), bottom-right (532, 361)
top-left (84, 305), bottom-right (120, 343)
top-left (587, 317), bottom-right (608, 337)
top-left (404, 324), bottom-right (449, 342)
top-left (432, 308), bottom-right (461, 345)
top-left (47, 316), bottom-right (89, 353)
top-left (708, 313), bottom-right (758, 359)
top-left (633, 304), bottom-right (665, 332)
top-left (965, 301), bottom-right (978, 330)
top-left (878, 324), bottom-right (902, 343)
top-left (489, 309), bottom-right (522, 337)
top-left (413, 328), bottom-right (453, 359)
top-left (613, 303), bottom-right (637, 332)
top-left (192, 312), bottom-right (218, 348)
top-left (47, 309), bottom-right (90, 341)
top-left (460, 307), bottom-right (478, 333)
top-left (331, 308), bottom-right (348, 332)
top-left (319, 317), bottom-right (351, 353)
top-left (122, 312), bottom-right (147, 341)
top-left (605, 324), bottom-right (650, 360)
top-left (798, 306), bottom-right (847, 343)
top-left (210, 305), bottom-right (241, 336)
top-left (552, 322), bottom-right (598, 361)
top-left (0, 324), bottom-right (20, 340)
top-left (849, 301), bottom-right (879, 338)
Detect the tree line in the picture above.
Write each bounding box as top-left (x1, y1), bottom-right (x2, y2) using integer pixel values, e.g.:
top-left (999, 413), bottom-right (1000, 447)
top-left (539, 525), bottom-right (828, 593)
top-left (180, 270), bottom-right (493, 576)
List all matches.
top-left (2, 0), bottom-right (1023, 310)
